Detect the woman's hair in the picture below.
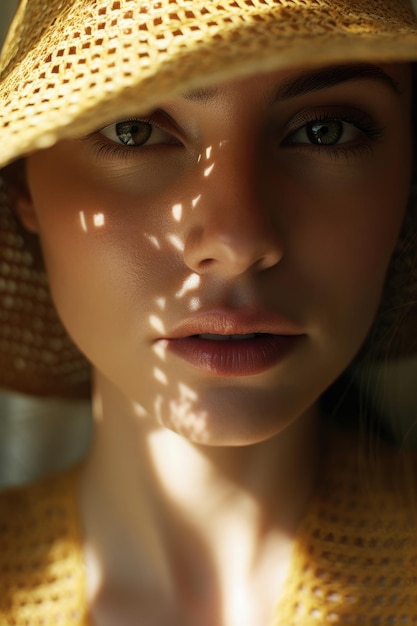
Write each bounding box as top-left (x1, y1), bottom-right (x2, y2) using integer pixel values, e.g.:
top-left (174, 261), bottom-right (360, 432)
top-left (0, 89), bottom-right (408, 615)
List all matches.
top-left (321, 64), bottom-right (417, 444)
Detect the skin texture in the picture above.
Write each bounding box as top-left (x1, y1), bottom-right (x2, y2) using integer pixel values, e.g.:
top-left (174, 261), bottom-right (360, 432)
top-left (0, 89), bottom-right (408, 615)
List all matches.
top-left (14, 63), bottom-right (413, 625)
top-left (20, 64), bottom-right (413, 446)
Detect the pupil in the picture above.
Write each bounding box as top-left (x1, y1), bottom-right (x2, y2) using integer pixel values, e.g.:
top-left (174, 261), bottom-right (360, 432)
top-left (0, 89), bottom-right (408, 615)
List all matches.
top-left (307, 120), bottom-right (343, 145)
top-left (116, 121), bottom-right (152, 146)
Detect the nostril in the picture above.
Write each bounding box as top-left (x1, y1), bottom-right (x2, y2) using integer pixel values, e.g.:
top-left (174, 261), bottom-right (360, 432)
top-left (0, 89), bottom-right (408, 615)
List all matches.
top-left (199, 258), bottom-right (215, 271)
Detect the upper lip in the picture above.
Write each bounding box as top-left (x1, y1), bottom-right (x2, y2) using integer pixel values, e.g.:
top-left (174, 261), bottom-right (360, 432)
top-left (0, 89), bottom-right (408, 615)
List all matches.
top-left (161, 308), bottom-right (304, 339)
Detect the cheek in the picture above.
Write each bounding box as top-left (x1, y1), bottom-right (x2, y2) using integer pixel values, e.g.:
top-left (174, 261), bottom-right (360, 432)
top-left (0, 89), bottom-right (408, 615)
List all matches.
top-left (270, 131), bottom-right (412, 347)
top-left (25, 154), bottom-right (178, 355)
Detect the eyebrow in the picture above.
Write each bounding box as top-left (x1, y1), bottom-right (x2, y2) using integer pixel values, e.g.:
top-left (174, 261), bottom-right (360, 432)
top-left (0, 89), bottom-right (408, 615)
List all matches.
top-left (183, 86), bottom-right (221, 103)
top-left (182, 64), bottom-right (401, 103)
top-left (276, 64), bottom-right (401, 101)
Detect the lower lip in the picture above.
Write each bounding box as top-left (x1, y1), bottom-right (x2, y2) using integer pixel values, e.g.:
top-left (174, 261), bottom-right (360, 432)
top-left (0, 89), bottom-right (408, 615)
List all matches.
top-left (161, 335), bottom-right (303, 377)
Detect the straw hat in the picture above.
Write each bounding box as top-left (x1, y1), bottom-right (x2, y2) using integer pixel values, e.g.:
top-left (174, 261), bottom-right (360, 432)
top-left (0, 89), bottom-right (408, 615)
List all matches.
top-left (1, 0), bottom-right (417, 398)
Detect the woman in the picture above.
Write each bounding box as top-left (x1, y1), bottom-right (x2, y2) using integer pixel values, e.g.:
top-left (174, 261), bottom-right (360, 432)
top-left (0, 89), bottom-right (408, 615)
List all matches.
top-left (1, 0), bottom-right (417, 624)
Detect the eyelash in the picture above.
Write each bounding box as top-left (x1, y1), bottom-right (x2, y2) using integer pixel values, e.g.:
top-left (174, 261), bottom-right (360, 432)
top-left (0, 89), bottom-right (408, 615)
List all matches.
top-left (283, 109), bottom-right (384, 156)
top-left (90, 138), bottom-right (150, 161)
top-left (87, 109), bottom-right (385, 161)
top-left (87, 114), bottom-right (179, 160)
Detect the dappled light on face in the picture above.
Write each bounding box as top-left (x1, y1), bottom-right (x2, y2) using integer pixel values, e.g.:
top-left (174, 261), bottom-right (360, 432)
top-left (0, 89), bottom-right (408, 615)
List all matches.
top-left (192, 194), bottom-right (201, 209)
top-left (79, 210), bottom-right (106, 232)
top-left (152, 340), bottom-right (166, 360)
top-left (144, 233), bottom-right (161, 249)
top-left (153, 383), bottom-right (210, 442)
top-left (149, 314), bottom-right (166, 334)
top-left (202, 142), bottom-right (219, 177)
top-left (79, 211), bottom-right (88, 233)
top-left (176, 272), bottom-right (201, 298)
top-left (172, 203), bottom-right (183, 222)
top-left (93, 213), bottom-right (105, 228)
top-left (168, 383), bottom-right (209, 440)
top-left (189, 296), bottom-right (202, 311)
top-left (166, 234), bottom-right (184, 252)
top-left (154, 367), bottom-right (168, 385)
top-left (155, 297), bottom-right (166, 311)
top-left (133, 402), bottom-right (147, 418)
top-left (204, 163), bottom-right (215, 178)
top-left (130, 140), bottom-right (230, 444)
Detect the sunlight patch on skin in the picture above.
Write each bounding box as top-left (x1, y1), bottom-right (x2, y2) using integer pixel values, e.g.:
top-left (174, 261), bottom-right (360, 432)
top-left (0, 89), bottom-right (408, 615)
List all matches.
top-left (176, 273), bottom-right (201, 298)
top-left (83, 544), bottom-right (102, 604)
top-left (205, 146), bottom-right (213, 160)
top-left (192, 194), bottom-right (202, 209)
top-left (169, 382), bottom-right (209, 439)
top-left (133, 401), bottom-right (147, 418)
top-left (79, 211), bottom-right (88, 233)
top-left (204, 163), bottom-right (215, 177)
top-left (149, 314), bottom-right (166, 334)
top-left (189, 296), bottom-right (202, 311)
top-left (154, 367), bottom-right (168, 385)
top-left (152, 340), bottom-right (166, 361)
top-left (144, 233), bottom-right (161, 249)
top-left (166, 233), bottom-right (184, 252)
top-left (197, 153), bottom-right (202, 163)
top-left (172, 203), bottom-right (183, 222)
top-left (92, 390), bottom-right (104, 422)
top-left (154, 394), bottom-right (164, 423)
top-left (154, 386), bottom-right (209, 442)
top-left (178, 382), bottom-right (197, 402)
top-left (155, 297), bottom-right (166, 311)
top-left (93, 213), bottom-right (105, 228)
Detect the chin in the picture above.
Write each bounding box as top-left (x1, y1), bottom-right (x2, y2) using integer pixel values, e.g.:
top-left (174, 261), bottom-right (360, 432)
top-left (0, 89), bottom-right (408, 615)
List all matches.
top-left (155, 386), bottom-right (318, 447)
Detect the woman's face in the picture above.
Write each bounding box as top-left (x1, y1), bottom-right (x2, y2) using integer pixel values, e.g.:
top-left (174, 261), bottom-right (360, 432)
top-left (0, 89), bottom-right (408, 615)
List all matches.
top-left (23, 63), bottom-right (413, 445)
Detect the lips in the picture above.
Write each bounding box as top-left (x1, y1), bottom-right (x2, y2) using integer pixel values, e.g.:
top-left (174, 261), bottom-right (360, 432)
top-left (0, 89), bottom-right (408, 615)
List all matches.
top-left (156, 309), bottom-right (304, 377)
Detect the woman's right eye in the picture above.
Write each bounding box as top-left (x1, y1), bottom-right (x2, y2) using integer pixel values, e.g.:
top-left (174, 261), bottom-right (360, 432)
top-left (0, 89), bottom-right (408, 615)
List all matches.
top-left (99, 119), bottom-right (177, 147)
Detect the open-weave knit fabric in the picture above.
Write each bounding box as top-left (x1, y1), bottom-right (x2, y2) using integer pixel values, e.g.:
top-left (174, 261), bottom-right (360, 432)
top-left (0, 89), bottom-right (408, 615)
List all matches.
top-left (277, 434), bottom-right (417, 624)
top-left (0, 430), bottom-right (416, 625)
top-left (1, 0), bottom-right (417, 169)
top-left (0, 466), bottom-right (89, 626)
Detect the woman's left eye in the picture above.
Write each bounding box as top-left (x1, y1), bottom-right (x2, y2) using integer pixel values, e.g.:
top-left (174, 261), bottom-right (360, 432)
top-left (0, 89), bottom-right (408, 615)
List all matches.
top-left (286, 118), bottom-right (362, 147)
top-left (99, 119), bottom-right (177, 147)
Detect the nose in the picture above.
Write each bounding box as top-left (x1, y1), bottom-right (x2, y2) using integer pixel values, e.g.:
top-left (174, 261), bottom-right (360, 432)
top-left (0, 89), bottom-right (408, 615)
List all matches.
top-left (183, 143), bottom-right (283, 277)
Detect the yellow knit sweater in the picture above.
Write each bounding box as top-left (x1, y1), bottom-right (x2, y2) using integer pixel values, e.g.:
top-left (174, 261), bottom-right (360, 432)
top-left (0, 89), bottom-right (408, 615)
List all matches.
top-left (0, 430), bottom-right (416, 625)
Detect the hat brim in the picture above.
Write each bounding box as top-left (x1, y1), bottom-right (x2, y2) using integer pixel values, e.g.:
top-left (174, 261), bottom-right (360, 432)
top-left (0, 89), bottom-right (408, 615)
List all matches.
top-left (1, 0), bottom-right (417, 168)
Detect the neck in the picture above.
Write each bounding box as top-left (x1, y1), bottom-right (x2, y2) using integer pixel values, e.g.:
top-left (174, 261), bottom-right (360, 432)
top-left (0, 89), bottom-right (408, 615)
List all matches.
top-left (79, 372), bottom-right (321, 623)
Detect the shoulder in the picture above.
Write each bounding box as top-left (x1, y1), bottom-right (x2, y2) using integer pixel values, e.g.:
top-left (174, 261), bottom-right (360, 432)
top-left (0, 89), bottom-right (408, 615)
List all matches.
top-left (0, 465), bottom-right (89, 624)
top-left (278, 428), bottom-right (417, 623)
top-left (0, 466), bottom-right (82, 562)
top-left (292, 427), bottom-right (417, 619)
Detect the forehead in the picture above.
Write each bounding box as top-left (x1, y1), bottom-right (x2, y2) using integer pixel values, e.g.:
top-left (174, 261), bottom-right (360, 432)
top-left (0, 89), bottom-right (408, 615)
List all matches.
top-left (181, 63), bottom-right (410, 105)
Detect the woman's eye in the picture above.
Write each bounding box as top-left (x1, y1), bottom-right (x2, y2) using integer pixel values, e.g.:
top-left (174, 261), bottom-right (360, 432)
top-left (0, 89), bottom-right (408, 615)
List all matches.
top-left (99, 120), bottom-right (176, 147)
top-left (287, 119), bottom-right (361, 147)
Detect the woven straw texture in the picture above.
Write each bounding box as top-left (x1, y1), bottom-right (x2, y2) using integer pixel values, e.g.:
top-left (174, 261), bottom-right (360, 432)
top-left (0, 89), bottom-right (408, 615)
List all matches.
top-left (1, 0), bottom-right (417, 168)
top-left (0, 432), bottom-right (416, 625)
top-left (0, 177), bottom-right (90, 397)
